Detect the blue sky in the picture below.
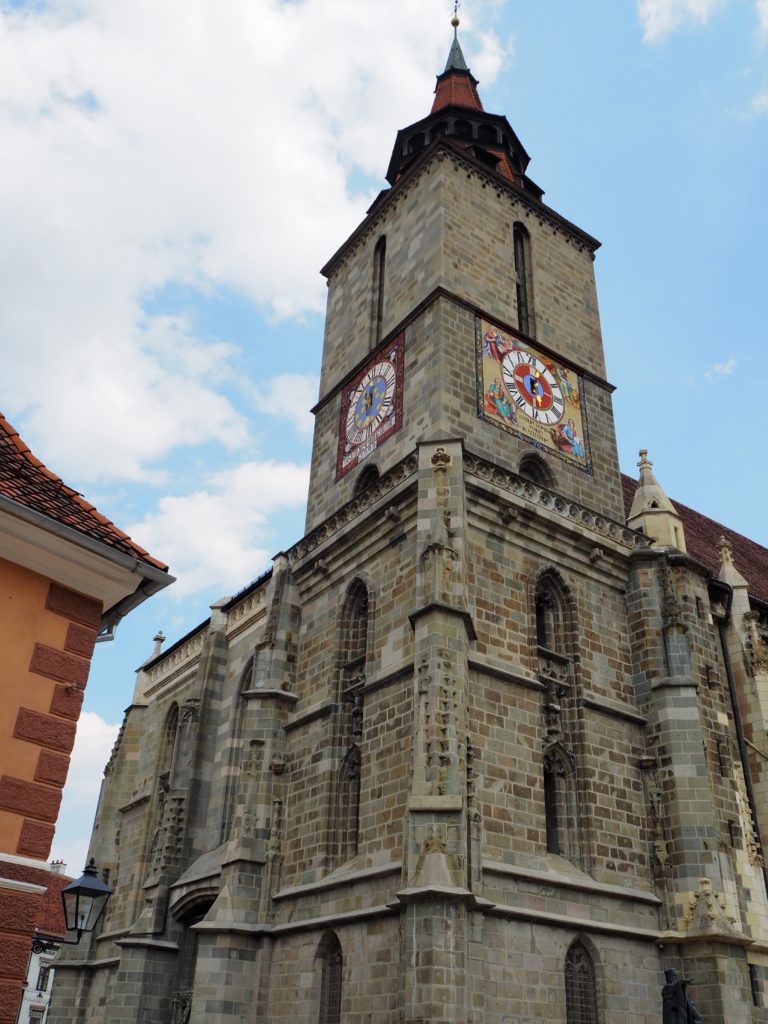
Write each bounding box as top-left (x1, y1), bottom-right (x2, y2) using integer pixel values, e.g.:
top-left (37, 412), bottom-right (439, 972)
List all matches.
top-left (0, 0), bottom-right (766, 871)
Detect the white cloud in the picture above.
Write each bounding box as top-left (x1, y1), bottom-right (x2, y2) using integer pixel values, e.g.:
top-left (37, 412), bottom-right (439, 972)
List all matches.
top-left (759, 0), bottom-right (768, 33)
top-left (638, 0), bottom-right (727, 42)
top-left (252, 374), bottom-right (318, 437)
top-left (705, 356), bottom-right (737, 377)
top-left (51, 711), bottom-right (120, 875)
top-left (0, 1), bottom-right (505, 485)
top-left (751, 91), bottom-right (768, 113)
top-left (126, 459), bottom-right (310, 596)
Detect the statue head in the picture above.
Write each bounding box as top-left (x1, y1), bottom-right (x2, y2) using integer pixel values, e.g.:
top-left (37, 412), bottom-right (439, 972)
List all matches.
top-left (664, 969), bottom-right (679, 984)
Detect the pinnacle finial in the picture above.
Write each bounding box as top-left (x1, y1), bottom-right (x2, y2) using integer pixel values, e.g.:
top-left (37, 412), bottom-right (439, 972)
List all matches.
top-left (451, 1), bottom-right (460, 31)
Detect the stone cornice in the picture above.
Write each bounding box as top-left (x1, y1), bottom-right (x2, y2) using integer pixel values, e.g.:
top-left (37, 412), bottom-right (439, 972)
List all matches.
top-left (288, 452), bottom-right (419, 567)
top-left (465, 452), bottom-right (646, 553)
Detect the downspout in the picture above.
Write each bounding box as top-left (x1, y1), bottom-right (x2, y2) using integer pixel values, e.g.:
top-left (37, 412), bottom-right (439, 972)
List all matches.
top-left (716, 581), bottom-right (768, 893)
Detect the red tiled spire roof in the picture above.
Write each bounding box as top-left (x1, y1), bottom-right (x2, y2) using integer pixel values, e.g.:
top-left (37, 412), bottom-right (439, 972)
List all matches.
top-left (0, 412), bottom-right (168, 572)
top-left (622, 475), bottom-right (768, 604)
top-left (432, 25), bottom-right (483, 114)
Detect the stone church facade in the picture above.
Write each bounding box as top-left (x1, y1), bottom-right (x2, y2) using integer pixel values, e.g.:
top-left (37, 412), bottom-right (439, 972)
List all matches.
top-left (50, 28), bottom-right (768, 1024)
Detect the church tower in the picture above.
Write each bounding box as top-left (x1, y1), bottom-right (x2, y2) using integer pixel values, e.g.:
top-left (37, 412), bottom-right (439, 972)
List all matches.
top-left (49, 18), bottom-right (768, 1024)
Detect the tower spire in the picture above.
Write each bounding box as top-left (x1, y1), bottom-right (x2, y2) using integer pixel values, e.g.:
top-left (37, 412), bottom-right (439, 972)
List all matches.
top-left (432, 6), bottom-right (483, 113)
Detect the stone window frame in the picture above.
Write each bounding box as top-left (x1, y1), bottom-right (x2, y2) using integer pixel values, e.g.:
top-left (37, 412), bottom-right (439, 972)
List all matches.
top-left (219, 657), bottom-right (254, 843)
top-left (513, 220), bottom-right (535, 338)
top-left (564, 938), bottom-right (599, 1024)
top-left (370, 234), bottom-right (387, 349)
top-left (518, 451), bottom-right (555, 490)
top-left (317, 931), bottom-right (343, 1024)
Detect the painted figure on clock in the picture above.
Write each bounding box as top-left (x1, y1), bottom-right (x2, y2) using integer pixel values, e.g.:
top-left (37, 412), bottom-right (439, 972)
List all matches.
top-left (336, 334), bottom-right (405, 481)
top-left (476, 318), bottom-right (591, 472)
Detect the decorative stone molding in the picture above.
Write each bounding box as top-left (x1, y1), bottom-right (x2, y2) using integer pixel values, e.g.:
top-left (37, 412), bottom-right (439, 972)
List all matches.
top-left (465, 453), bottom-right (645, 550)
top-left (288, 453), bottom-right (418, 565)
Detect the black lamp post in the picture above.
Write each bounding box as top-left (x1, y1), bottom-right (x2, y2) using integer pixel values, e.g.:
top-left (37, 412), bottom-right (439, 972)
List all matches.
top-left (60, 858), bottom-right (112, 940)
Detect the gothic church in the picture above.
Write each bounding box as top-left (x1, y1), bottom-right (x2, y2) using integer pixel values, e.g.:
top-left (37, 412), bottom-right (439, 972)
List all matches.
top-left (50, 22), bottom-right (768, 1024)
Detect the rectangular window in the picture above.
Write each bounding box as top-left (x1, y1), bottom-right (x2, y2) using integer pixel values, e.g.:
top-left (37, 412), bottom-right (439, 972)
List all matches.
top-left (36, 962), bottom-right (51, 992)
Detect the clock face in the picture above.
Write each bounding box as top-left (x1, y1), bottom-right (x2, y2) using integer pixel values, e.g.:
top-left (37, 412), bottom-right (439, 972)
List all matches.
top-left (345, 361), bottom-right (397, 446)
top-left (336, 334), bottom-right (405, 481)
top-left (501, 351), bottom-right (565, 426)
top-left (476, 317), bottom-right (591, 472)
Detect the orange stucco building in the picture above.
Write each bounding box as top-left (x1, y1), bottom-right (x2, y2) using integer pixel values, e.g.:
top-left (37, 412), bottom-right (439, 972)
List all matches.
top-left (0, 413), bottom-right (172, 1024)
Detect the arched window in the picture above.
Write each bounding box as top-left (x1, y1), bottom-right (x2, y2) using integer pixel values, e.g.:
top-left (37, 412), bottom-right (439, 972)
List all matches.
top-left (513, 222), bottom-right (534, 337)
top-left (535, 575), bottom-right (568, 654)
top-left (478, 124), bottom-right (498, 145)
top-left (318, 932), bottom-right (343, 1024)
top-left (353, 463), bottom-right (380, 496)
top-left (370, 236), bottom-right (386, 348)
top-left (454, 118), bottom-right (472, 138)
top-left (519, 453), bottom-right (554, 489)
top-left (544, 744), bottom-right (579, 861)
top-left (565, 941), bottom-right (598, 1024)
top-left (339, 580), bottom-right (369, 698)
top-left (160, 703), bottom-right (180, 781)
top-left (219, 659), bottom-right (252, 843)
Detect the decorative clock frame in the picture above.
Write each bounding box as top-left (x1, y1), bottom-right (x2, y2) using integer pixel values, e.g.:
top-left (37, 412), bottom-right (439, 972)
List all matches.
top-left (335, 333), bottom-right (405, 481)
top-left (475, 317), bottom-right (592, 473)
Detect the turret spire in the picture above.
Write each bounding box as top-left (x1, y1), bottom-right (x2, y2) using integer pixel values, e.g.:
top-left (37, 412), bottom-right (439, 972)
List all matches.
top-left (432, 7), bottom-right (483, 113)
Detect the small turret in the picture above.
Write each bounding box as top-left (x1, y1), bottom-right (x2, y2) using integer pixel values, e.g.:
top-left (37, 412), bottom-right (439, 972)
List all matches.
top-left (627, 450), bottom-right (686, 551)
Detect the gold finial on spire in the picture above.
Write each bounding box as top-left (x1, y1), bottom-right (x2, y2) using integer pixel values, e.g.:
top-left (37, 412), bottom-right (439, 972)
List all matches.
top-left (451, 1), bottom-right (460, 30)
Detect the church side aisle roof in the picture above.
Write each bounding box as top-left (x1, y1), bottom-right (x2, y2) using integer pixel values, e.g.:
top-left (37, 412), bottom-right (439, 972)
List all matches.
top-left (622, 474), bottom-right (768, 604)
top-left (0, 412), bottom-right (168, 571)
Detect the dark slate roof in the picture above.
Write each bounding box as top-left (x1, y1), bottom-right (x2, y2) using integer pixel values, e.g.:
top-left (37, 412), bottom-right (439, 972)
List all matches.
top-left (0, 413), bottom-right (168, 572)
top-left (622, 475), bottom-right (768, 605)
top-left (444, 33), bottom-right (469, 73)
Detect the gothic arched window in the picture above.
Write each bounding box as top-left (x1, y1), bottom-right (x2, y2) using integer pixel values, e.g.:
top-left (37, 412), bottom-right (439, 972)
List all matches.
top-left (513, 222), bottom-right (534, 337)
top-left (519, 452), bottom-right (554, 489)
top-left (371, 235), bottom-right (386, 348)
top-left (339, 580), bottom-right (369, 699)
top-left (160, 703), bottom-right (180, 782)
top-left (219, 658), bottom-right (252, 843)
top-left (535, 575), bottom-right (569, 654)
top-left (318, 932), bottom-right (343, 1024)
top-left (353, 463), bottom-right (380, 496)
top-left (565, 941), bottom-right (598, 1024)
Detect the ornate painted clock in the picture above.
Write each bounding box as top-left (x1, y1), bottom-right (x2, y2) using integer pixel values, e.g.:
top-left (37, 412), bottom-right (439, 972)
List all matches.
top-left (476, 317), bottom-right (591, 471)
top-left (336, 333), bottom-right (405, 480)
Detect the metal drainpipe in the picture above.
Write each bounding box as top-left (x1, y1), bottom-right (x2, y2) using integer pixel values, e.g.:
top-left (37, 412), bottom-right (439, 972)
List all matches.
top-left (717, 581), bottom-right (768, 894)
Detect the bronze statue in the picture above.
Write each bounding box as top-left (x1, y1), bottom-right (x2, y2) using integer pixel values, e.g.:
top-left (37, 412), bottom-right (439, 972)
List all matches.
top-left (662, 969), bottom-right (705, 1024)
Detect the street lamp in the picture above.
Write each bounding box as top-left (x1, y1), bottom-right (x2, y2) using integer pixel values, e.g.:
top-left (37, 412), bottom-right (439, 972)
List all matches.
top-left (60, 859), bottom-right (112, 940)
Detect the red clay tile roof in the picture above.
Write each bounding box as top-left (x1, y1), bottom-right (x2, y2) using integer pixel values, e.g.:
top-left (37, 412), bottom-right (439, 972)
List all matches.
top-left (622, 475), bottom-right (768, 605)
top-left (35, 869), bottom-right (74, 939)
top-left (431, 71), bottom-right (484, 114)
top-left (0, 413), bottom-right (167, 572)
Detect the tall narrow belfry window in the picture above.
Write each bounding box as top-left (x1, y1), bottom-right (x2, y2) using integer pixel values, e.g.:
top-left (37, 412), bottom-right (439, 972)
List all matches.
top-left (513, 222), bottom-right (534, 337)
top-left (370, 235), bottom-right (386, 348)
top-left (565, 941), bottom-right (598, 1024)
top-left (318, 933), bottom-right (343, 1024)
